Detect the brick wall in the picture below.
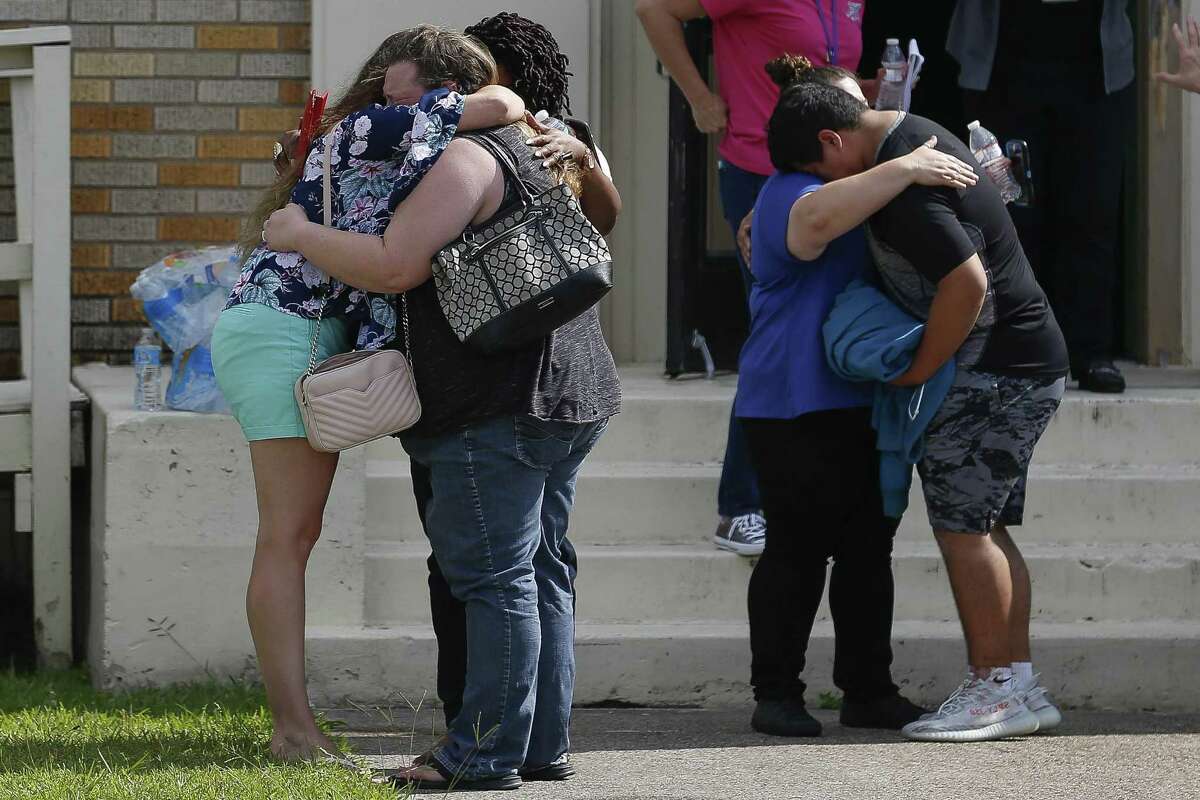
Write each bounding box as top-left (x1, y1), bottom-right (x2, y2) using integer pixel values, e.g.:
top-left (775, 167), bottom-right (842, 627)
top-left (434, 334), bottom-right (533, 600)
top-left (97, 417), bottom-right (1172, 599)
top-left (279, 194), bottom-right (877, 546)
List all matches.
top-left (0, 0), bottom-right (311, 368)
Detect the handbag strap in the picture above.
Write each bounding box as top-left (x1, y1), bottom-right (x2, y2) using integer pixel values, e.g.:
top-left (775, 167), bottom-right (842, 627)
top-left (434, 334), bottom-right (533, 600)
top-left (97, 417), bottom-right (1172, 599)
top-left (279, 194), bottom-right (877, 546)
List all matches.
top-left (468, 131), bottom-right (538, 208)
top-left (304, 125), bottom-right (414, 375)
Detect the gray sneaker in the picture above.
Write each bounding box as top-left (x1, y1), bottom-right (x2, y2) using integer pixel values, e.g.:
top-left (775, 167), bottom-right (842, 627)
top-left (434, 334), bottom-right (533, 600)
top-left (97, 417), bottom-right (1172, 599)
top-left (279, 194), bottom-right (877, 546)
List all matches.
top-left (1019, 678), bottom-right (1063, 733)
top-left (713, 512), bottom-right (766, 556)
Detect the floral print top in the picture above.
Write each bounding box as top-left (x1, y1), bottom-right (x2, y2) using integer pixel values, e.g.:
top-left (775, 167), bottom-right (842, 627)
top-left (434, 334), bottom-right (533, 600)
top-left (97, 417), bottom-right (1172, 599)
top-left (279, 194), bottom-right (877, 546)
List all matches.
top-left (226, 89), bottom-right (464, 350)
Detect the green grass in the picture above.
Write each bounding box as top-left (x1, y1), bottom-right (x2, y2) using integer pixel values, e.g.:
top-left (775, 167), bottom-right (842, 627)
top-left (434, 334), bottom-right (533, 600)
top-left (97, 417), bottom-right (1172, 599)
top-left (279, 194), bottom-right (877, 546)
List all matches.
top-left (0, 669), bottom-right (397, 800)
top-left (816, 691), bottom-right (843, 711)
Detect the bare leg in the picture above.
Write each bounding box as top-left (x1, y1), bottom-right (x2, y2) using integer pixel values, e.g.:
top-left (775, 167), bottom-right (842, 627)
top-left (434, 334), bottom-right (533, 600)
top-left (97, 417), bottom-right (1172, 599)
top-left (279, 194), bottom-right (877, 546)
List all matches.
top-left (933, 530), bottom-right (1015, 674)
top-left (247, 438), bottom-right (341, 761)
top-left (990, 525), bottom-right (1032, 663)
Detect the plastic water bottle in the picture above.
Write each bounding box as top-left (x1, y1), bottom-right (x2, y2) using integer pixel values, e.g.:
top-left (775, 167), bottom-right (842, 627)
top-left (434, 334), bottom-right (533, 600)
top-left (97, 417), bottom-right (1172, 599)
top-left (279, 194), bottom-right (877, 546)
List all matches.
top-left (967, 121), bottom-right (1022, 204)
top-left (874, 38), bottom-right (906, 111)
top-left (534, 109), bottom-right (571, 134)
top-left (133, 328), bottom-right (163, 412)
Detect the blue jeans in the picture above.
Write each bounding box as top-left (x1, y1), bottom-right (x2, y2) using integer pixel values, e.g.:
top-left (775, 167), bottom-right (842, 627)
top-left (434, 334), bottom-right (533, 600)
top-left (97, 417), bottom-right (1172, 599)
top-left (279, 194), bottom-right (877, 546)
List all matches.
top-left (717, 160), bottom-right (768, 517)
top-left (401, 414), bottom-right (608, 780)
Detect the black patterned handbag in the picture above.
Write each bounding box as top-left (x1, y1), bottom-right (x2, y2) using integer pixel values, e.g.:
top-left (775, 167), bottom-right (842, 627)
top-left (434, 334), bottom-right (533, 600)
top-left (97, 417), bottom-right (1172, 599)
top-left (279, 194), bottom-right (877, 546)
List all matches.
top-left (432, 131), bottom-right (613, 354)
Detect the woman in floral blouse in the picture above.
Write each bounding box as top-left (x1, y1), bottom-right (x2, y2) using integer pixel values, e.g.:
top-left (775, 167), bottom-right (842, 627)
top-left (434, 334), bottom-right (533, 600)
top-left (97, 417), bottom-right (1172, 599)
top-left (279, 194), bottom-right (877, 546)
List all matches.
top-left (210, 26), bottom-right (523, 762)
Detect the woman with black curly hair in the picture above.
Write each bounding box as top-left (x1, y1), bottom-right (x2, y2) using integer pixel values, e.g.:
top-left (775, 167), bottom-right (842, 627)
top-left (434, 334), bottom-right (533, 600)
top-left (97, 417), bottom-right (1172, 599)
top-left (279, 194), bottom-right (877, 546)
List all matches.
top-left (466, 11), bottom-right (571, 118)
top-left (410, 11), bottom-right (621, 783)
top-left (465, 12), bottom-right (622, 235)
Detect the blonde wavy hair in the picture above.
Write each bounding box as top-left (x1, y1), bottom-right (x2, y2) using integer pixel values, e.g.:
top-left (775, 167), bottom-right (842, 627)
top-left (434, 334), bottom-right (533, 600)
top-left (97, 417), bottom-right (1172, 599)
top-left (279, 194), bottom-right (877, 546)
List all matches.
top-left (239, 25), bottom-right (498, 258)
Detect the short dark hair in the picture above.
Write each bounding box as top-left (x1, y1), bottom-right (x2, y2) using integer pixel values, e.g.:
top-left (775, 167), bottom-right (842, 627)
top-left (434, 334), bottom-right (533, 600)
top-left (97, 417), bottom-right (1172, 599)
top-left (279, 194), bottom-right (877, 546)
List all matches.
top-left (765, 55), bottom-right (865, 172)
top-left (465, 12), bottom-right (572, 118)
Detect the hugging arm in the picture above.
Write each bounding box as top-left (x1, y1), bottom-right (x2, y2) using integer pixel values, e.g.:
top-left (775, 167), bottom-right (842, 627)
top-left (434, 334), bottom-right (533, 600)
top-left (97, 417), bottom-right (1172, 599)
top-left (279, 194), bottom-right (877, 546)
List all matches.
top-left (893, 256), bottom-right (988, 386)
top-left (350, 87), bottom-right (523, 162)
top-left (265, 138), bottom-right (502, 294)
top-left (460, 85), bottom-right (526, 131)
top-left (362, 86), bottom-right (523, 145)
top-left (524, 114), bottom-right (622, 235)
top-left (574, 148), bottom-right (622, 236)
top-left (870, 183), bottom-right (988, 386)
top-left (277, 87), bottom-right (522, 174)
top-left (787, 137), bottom-right (977, 261)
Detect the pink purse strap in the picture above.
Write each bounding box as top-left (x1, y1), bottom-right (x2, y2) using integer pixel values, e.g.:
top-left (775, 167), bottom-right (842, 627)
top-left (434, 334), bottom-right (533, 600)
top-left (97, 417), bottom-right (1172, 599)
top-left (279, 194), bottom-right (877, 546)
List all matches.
top-left (306, 125), bottom-right (413, 372)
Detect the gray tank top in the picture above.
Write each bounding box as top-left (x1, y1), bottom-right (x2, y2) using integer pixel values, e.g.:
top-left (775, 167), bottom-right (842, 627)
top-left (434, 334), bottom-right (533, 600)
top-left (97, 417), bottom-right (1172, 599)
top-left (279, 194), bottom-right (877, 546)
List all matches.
top-left (397, 123), bottom-right (621, 439)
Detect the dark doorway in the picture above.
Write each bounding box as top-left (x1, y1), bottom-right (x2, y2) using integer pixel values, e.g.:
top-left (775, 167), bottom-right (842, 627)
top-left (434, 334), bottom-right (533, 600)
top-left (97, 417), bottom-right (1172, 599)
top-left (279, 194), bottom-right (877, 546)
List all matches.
top-left (664, 6), bottom-right (969, 376)
top-left (864, 2), bottom-right (1136, 362)
top-left (860, 1), bottom-right (966, 133)
top-left (664, 4), bottom-right (1137, 374)
top-left (665, 20), bottom-right (747, 376)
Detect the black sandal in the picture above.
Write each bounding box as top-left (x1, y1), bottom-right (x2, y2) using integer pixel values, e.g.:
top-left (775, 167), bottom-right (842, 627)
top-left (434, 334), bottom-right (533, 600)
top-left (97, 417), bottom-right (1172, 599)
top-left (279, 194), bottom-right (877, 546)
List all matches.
top-left (410, 734), bottom-right (450, 767)
top-left (387, 759), bottom-right (522, 793)
top-left (520, 755), bottom-right (576, 781)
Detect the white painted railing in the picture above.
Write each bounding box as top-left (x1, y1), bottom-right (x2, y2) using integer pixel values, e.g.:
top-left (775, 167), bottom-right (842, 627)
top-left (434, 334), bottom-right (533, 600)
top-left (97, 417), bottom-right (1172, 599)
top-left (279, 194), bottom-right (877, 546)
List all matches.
top-left (0, 27), bottom-right (72, 668)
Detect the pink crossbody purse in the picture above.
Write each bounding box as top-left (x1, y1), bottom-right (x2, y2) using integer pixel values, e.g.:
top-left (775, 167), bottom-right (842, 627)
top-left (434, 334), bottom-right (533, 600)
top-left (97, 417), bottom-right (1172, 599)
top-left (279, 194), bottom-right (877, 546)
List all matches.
top-left (293, 132), bottom-right (422, 453)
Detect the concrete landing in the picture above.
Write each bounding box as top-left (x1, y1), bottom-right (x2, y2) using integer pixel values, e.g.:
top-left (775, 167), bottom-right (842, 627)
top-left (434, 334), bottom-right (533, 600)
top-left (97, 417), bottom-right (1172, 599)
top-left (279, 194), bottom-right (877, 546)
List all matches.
top-left (306, 620), bottom-right (1200, 711)
top-left (74, 362), bottom-right (1200, 714)
top-left (326, 706), bottom-right (1200, 800)
top-left (347, 365), bottom-right (1200, 711)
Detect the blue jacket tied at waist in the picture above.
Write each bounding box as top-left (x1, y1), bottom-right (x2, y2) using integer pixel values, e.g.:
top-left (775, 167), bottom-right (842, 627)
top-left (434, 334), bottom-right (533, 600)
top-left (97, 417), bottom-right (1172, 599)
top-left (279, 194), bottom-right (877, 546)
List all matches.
top-left (823, 280), bottom-right (956, 518)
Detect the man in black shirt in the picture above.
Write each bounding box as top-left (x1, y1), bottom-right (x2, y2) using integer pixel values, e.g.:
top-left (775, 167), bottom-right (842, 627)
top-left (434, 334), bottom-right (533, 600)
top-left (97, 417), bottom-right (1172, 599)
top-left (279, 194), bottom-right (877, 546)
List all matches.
top-left (777, 82), bottom-right (1068, 742)
top-left (867, 114), bottom-right (1069, 379)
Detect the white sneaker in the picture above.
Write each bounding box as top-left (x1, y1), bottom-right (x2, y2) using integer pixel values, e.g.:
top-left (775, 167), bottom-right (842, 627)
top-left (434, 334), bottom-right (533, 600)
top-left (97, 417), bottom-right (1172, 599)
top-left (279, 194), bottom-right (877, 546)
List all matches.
top-left (901, 670), bottom-right (1041, 743)
top-left (713, 513), bottom-right (766, 556)
top-left (916, 673), bottom-right (973, 722)
top-left (1019, 679), bottom-right (1063, 733)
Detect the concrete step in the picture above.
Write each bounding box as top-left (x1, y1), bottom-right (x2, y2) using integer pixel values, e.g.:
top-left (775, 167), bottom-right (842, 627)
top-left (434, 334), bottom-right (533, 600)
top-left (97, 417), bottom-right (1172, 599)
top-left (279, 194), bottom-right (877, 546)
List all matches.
top-left (304, 619), bottom-right (1200, 711)
top-left (364, 371), bottom-right (1200, 468)
top-left (589, 366), bottom-right (1200, 468)
top-left (366, 461), bottom-right (1200, 546)
top-left (361, 542), bottom-right (1200, 626)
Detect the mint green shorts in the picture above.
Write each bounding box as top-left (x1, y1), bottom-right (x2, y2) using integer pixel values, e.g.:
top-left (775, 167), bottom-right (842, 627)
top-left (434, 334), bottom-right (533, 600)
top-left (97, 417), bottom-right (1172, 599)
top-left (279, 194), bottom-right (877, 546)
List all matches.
top-left (212, 303), bottom-right (353, 442)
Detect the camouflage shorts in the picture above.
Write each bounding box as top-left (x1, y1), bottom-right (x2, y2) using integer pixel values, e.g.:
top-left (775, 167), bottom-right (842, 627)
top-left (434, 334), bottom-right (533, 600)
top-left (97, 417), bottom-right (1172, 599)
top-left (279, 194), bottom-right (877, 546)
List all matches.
top-left (917, 370), bottom-right (1065, 534)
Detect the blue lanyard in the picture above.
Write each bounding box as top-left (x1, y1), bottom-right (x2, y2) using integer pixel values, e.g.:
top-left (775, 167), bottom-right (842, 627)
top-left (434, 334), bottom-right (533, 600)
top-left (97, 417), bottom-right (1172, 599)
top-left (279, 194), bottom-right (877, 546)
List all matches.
top-left (814, 0), bottom-right (838, 65)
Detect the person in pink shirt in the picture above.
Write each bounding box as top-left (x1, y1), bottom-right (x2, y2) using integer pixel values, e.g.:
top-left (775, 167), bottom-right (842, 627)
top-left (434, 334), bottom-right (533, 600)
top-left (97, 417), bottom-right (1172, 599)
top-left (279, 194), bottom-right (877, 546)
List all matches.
top-left (637, 0), bottom-right (873, 556)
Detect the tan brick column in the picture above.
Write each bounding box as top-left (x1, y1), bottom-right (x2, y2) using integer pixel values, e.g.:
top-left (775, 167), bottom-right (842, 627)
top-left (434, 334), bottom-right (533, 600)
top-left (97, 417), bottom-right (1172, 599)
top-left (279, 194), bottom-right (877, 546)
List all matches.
top-left (0, 0), bottom-right (312, 369)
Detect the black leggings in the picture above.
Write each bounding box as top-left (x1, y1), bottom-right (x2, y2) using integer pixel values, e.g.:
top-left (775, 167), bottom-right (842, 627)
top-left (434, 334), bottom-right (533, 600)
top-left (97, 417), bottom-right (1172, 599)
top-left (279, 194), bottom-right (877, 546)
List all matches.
top-left (410, 460), bottom-right (466, 725)
top-left (742, 408), bottom-right (900, 703)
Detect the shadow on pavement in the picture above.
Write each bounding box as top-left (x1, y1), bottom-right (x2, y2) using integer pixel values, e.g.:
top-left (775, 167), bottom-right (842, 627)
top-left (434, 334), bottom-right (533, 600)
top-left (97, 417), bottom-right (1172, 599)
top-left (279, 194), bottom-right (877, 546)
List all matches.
top-left (330, 705), bottom-right (1200, 762)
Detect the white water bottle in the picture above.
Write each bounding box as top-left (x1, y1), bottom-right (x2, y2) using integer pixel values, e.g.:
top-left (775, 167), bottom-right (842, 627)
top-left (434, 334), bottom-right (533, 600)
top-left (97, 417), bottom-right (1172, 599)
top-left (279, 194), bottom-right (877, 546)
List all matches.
top-left (534, 109), bottom-right (571, 134)
top-left (967, 120), bottom-right (1022, 204)
top-left (133, 328), bottom-right (163, 412)
top-left (874, 38), bottom-right (906, 111)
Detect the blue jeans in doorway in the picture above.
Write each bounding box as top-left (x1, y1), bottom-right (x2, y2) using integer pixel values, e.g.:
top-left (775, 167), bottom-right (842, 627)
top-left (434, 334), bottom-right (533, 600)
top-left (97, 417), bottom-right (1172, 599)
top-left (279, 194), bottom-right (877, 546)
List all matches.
top-left (717, 159), bottom-right (768, 518)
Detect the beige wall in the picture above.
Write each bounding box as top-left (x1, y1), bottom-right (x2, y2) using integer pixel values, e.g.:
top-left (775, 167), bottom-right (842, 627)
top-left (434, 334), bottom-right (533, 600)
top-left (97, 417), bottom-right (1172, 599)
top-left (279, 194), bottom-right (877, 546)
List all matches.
top-left (1139, 0), bottom-right (1200, 367)
top-left (1141, 0), bottom-right (1186, 364)
top-left (0, 0), bottom-right (313, 371)
top-left (1185, 1), bottom-right (1200, 365)
top-left (597, 0), bottom-right (669, 365)
top-left (311, 0), bottom-right (595, 116)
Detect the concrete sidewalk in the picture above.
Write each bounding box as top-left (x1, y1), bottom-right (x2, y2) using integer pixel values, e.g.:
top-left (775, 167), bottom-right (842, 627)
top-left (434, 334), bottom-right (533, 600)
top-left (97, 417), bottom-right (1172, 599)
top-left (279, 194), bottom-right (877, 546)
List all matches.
top-left (329, 706), bottom-right (1200, 799)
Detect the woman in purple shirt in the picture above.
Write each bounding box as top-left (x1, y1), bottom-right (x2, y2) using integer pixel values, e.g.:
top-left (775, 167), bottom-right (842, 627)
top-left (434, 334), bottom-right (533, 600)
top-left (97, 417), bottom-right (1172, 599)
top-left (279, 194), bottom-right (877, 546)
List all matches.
top-left (736, 56), bottom-right (977, 737)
